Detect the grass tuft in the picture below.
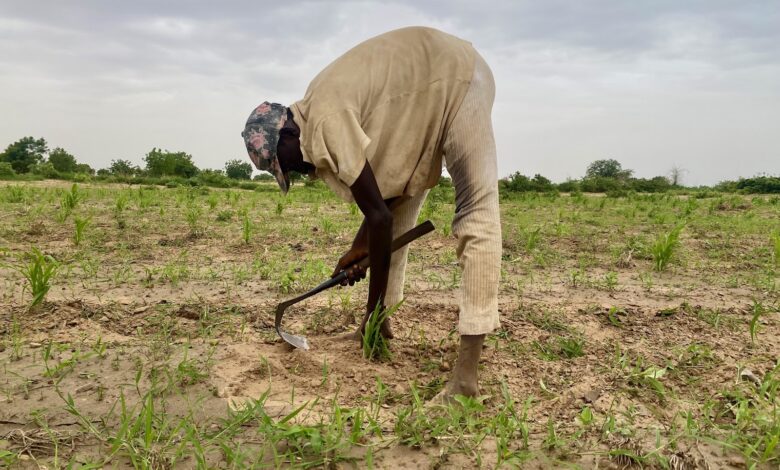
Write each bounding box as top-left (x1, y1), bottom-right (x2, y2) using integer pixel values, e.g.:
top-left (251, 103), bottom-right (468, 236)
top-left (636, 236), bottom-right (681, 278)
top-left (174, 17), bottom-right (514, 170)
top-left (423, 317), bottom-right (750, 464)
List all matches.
top-left (362, 301), bottom-right (401, 361)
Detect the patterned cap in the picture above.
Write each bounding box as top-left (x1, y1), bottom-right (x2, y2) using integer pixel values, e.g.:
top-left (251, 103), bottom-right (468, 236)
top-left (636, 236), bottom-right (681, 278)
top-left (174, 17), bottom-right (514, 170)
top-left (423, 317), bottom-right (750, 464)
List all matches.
top-left (241, 102), bottom-right (289, 193)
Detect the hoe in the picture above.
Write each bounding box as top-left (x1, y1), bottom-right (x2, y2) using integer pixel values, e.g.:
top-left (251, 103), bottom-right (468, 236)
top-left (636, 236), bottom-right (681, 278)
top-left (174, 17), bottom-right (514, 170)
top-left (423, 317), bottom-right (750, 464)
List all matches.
top-left (274, 220), bottom-right (435, 350)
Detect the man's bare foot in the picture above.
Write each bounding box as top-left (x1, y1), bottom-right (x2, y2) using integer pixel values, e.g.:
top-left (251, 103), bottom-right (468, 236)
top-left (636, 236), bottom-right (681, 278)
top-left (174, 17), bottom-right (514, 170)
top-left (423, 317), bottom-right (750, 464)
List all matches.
top-left (333, 330), bottom-right (361, 342)
top-left (427, 380), bottom-right (479, 407)
top-left (426, 334), bottom-right (485, 405)
top-left (379, 317), bottom-right (394, 339)
top-left (333, 318), bottom-right (393, 343)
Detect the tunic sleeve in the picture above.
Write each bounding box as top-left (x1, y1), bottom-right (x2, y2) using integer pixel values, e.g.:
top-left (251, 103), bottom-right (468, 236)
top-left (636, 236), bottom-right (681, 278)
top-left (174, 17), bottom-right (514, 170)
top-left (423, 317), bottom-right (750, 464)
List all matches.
top-left (309, 109), bottom-right (371, 187)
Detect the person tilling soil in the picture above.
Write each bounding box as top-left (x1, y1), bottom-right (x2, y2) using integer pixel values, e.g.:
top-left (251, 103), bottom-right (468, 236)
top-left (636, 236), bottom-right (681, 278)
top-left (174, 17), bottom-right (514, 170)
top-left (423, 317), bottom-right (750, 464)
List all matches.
top-left (241, 27), bottom-right (501, 401)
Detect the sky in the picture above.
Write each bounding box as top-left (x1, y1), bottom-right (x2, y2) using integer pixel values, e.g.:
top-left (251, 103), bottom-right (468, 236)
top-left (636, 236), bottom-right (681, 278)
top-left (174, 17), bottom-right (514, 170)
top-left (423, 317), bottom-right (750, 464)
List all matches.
top-left (1, 1), bottom-right (778, 186)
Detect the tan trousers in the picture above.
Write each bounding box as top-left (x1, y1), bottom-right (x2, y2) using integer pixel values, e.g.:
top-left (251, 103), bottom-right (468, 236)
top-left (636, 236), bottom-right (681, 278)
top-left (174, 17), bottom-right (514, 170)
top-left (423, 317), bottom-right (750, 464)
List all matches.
top-left (385, 51), bottom-right (501, 336)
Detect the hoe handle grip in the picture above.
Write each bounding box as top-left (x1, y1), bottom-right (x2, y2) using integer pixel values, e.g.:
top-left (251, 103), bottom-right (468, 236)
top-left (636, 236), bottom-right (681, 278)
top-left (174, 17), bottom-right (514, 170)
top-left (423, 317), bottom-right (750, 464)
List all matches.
top-left (353, 220), bottom-right (435, 270)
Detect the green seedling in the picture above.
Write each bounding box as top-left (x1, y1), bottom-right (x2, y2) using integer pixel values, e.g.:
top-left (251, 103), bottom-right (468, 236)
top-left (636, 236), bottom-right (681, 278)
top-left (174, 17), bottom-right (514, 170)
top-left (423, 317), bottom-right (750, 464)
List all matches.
top-left (60, 183), bottom-right (80, 212)
top-left (362, 301), bottom-right (402, 361)
top-left (242, 213), bottom-right (253, 244)
top-left (750, 300), bottom-right (765, 345)
top-left (13, 247), bottom-right (59, 306)
top-left (772, 231), bottom-right (780, 266)
top-left (186, 204), bottom-right (201, 235)
top-left (73, 216), bottom-right (90, 246)
top-left (651, 224), bottom-right (684, 271)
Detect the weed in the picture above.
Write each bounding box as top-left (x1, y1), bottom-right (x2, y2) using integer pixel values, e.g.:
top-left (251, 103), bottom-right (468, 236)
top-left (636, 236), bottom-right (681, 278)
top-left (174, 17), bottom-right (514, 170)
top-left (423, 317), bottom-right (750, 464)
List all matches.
top-left (362, 301), bottom-right (401, 361)
top-left (3, 185), bottom-right (26, 203)
top-left (115, 194), bottom-right (128, 213)
top-left (533, 335), bottom-right (584, 360)
top-left (216, 209), bottom-right (234, 222)
top-left (525, 227), bottom-right (542, 252)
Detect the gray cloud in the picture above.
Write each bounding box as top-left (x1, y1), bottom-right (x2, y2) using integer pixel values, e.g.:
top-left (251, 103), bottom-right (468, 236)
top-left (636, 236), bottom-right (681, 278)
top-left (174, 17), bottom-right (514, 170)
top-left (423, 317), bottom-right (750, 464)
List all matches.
top-left (1, 0), bottom-right (778, 185)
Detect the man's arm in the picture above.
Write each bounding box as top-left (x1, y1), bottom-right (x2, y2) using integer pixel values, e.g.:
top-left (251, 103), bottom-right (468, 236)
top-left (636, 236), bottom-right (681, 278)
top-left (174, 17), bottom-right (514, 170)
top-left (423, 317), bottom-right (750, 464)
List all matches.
top-left (348, 162), bottom-right (392, 313)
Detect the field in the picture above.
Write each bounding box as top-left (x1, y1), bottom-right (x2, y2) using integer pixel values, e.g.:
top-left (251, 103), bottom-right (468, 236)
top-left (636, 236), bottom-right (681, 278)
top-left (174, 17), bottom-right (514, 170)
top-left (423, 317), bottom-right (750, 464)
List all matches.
top-left (1, 180), bottom-right (779, 469)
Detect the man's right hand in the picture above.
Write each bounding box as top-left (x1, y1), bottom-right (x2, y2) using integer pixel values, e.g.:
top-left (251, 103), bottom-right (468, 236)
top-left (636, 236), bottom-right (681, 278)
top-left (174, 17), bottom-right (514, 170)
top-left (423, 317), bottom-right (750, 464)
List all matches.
top-left (332, 245), bottom-right (369, 286)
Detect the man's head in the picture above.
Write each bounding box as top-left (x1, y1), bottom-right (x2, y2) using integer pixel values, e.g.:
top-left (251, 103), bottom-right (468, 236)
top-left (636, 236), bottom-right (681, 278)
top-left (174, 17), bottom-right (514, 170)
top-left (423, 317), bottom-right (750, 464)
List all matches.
top-left (241, 102), bottom-right (290, 193)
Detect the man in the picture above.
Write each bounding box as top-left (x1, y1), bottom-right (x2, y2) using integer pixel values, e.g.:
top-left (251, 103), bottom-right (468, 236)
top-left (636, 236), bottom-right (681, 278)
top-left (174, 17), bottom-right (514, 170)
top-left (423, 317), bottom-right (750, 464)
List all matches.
top-left (242, 27), bottom-right (501, 399)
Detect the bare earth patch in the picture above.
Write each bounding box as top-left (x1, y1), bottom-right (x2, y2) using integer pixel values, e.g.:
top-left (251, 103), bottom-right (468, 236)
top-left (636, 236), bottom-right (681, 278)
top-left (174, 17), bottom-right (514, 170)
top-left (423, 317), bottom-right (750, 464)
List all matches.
top-left (1, 181), bottom-right (779, 468)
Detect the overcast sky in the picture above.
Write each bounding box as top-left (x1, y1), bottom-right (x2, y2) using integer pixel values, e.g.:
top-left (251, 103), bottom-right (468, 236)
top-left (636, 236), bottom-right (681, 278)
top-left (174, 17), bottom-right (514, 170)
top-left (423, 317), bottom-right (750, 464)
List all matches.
top-left (1, 1), bottom-right (778, 185)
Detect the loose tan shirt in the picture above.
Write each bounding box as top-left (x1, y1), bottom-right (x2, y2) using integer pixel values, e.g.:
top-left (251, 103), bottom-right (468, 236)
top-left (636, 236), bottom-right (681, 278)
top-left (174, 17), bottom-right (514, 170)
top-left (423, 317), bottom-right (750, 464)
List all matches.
top-left (290, 27), bottom-right (475, 202)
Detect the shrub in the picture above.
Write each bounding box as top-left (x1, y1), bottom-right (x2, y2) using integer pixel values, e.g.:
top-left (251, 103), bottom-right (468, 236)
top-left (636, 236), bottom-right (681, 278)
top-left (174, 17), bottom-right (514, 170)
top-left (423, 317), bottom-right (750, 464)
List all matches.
top-left (144, 148), bottom-right (199, 178)
top-left (580, 176), bottom-right (622, 193)
top-left (0, 162), bottom-right (16, 178)
top-left (0, 136), bottom-right (47, 173)
top-left (225, 159), bottom-right (253, 180)
top-left (30, 162), bottom-right (60, 179)
top-left (48, 147), bottom-right (78, 172)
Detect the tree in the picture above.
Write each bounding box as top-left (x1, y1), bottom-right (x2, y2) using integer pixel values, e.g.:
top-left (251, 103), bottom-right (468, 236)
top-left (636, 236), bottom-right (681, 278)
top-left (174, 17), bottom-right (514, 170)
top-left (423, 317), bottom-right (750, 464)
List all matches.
top-left (585, 159), bottom-right (632, 180)
top-left (48, 147), bottom-right (78, 173)
top-left (668, 165), bottom-right (687, 187)
top-left (144, 148), bottom-right (199, 178)
top-left (0, 137), bottom-right (48, 173)
top-left (74, 163), bottom-right (94, 175)
top-left (224, 159), bottom-right (252, 180)
top-left (108, 159), bottom-right (139, 175)
top-left (253, 173), bottom-right (274, 182)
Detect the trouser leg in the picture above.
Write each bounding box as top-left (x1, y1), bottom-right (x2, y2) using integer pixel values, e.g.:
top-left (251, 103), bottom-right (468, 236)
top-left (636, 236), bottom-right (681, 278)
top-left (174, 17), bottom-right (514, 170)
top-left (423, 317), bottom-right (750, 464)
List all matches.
top-left (443, 51), bottom-right (502, 336)
top-left (384, 190), bottom-right (429, 308)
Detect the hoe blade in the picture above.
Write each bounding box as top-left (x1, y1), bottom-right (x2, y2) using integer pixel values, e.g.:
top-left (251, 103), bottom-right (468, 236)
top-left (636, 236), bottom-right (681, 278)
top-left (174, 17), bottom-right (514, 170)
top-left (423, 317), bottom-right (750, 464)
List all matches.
top-left (273, 220), bottom-right (435, 350)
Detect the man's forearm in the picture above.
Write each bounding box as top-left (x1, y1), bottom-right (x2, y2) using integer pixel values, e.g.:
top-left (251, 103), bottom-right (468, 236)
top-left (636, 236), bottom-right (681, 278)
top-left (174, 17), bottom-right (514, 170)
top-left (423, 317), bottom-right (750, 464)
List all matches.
top-left (366, 215), bottom-right (392, 312)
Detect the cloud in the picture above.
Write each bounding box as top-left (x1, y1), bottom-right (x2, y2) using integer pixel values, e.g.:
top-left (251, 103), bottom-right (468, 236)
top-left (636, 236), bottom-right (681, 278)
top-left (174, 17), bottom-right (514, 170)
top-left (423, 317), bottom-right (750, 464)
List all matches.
top-left (0, 0), bottom-right (778, 185)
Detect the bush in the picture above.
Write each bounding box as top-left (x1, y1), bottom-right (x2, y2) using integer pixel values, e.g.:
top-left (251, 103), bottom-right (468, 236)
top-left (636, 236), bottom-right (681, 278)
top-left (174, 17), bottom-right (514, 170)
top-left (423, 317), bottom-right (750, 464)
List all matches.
top-left (29, 162), bottom-right (60, 179)
top-left (0, 136), bottom-right (48, 173)
top-left (628, 176), bottom-right (672, 193)
top-left (196, 169), bottom-right (232, 188)
top-left (502, 172), bottom-right (556, 193)
top-left (48, 147), bottom-right (78, 173)
top-left (144, 148), bottom-right (199, 178)
top-left (253, 173), bottom-right (275, 182)
top-left (556, 179), bottom-right (580, 193)
top-left (225, 159), bottom-right (253, 180)
top-left (0, 162), bottom-right (16, 178)
top-left (580, 176), bottom-right (622, 193)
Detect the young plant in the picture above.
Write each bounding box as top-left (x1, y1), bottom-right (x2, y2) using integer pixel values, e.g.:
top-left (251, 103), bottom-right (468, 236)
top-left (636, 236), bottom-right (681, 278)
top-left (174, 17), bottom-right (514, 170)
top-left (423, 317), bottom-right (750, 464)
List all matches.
top-left (651, 224), bottom-right (684, 271)
top-left (14, 248), bottom-right (59, 306)
top-left (186, 204), bottom-right (201, 236)
top-left (362, 301), bottom-right (401, 361)
top-left (73, 216), bottom-right (90, 246)
top-left (749, 300), bottom-right (765, 345)
top-left (242, 214), bottom-right (253, 244)
top-left (772, 231), bottom-right (780, 267)
top-left (60, 183), bottom-right (80, 212)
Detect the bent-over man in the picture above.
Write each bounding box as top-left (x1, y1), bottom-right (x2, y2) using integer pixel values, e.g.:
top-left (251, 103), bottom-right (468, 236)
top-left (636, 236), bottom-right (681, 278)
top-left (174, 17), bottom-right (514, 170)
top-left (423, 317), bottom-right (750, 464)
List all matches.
top-left (242, 26), bottom-right (501, 399)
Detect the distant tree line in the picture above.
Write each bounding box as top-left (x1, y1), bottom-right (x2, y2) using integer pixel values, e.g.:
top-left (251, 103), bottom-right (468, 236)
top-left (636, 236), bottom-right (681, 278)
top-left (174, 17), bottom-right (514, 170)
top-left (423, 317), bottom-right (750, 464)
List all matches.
top-left (501, 158), bottom-right (780, 195)
top-left (0, 136), bottom-right (272, 190)
top-left (2, 137), bottom-right (778, 194)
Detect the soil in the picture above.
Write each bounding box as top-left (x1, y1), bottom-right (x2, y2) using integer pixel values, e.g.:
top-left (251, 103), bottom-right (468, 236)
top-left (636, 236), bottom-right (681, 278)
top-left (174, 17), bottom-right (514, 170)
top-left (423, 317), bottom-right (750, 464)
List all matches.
top-left (1, 180), bottom-right (778, 468)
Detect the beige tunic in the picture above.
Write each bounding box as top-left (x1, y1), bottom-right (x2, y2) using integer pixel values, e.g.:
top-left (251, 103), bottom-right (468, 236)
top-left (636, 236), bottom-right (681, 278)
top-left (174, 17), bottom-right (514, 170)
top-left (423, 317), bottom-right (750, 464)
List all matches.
top-left (290, 26), bottom-right (476, 201)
